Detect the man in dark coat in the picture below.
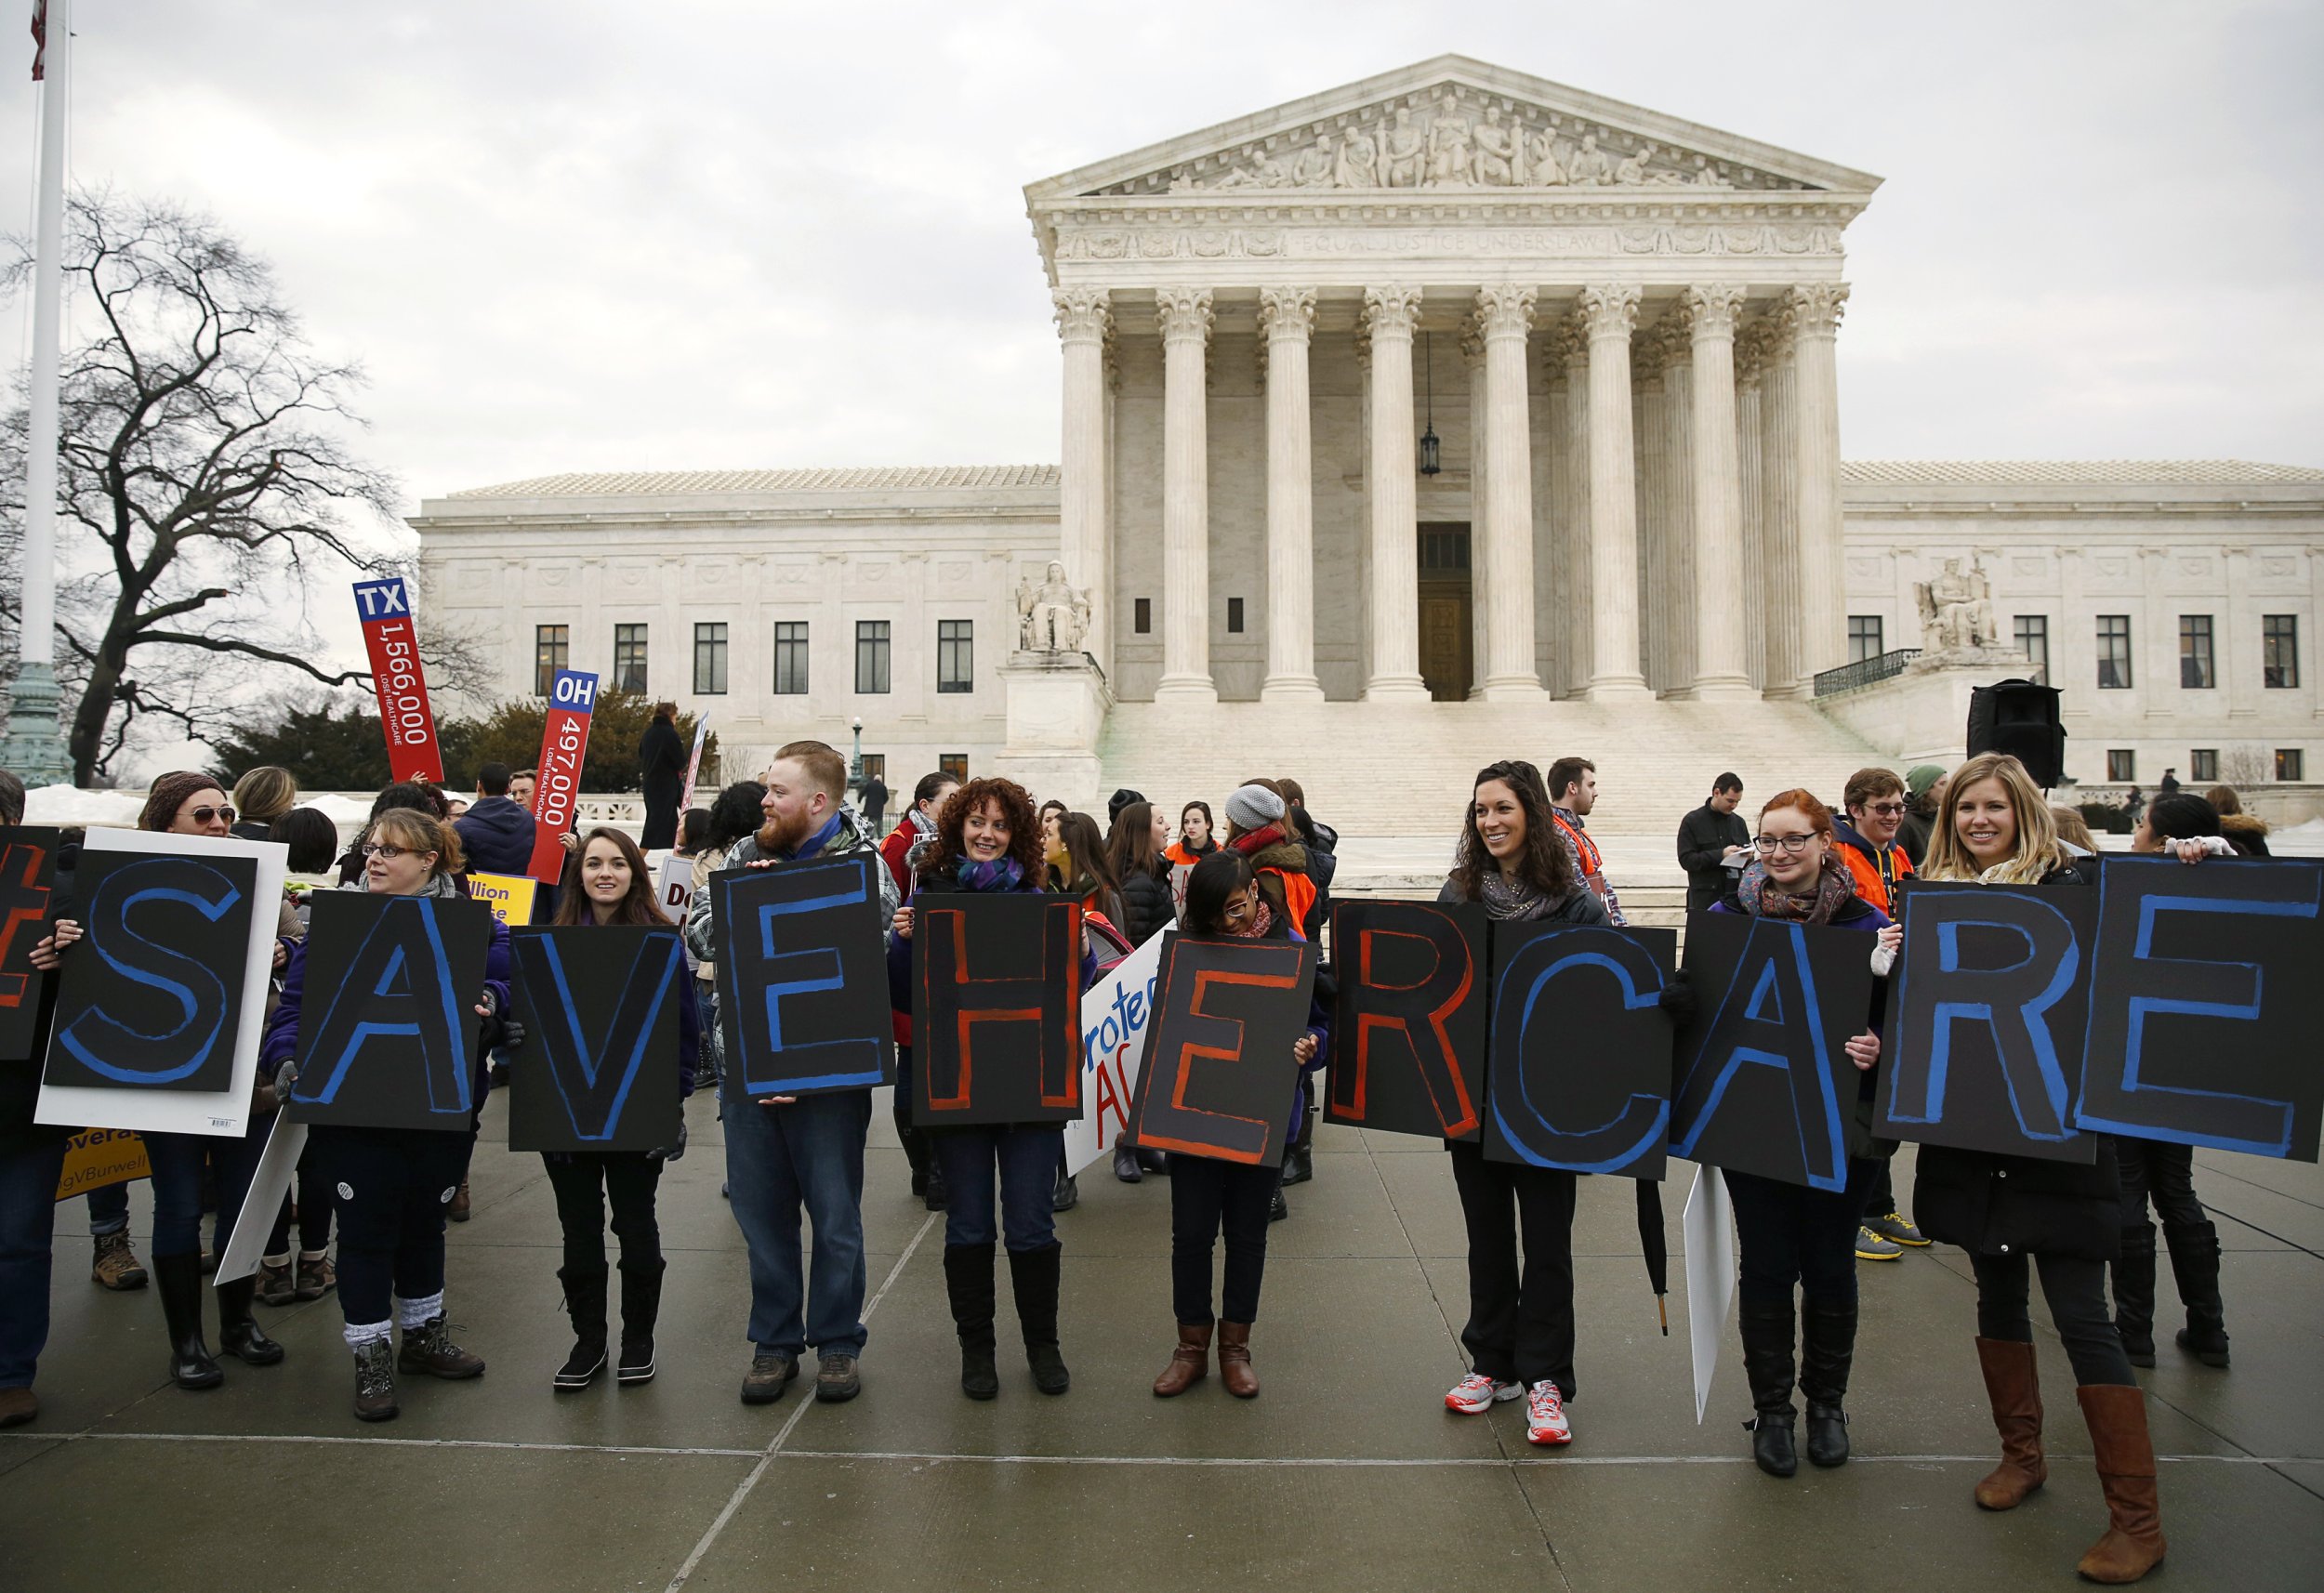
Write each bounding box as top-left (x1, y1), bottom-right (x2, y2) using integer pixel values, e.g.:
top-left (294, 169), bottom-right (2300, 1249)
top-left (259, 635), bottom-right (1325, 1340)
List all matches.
top-left (637, 703), bottom-right (686, 850)
top-left (1675, 773), bottom-right (1749, 914)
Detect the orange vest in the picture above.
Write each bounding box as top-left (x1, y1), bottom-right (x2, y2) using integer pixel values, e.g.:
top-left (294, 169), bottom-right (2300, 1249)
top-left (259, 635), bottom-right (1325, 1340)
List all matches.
top-left (1838, 838), bottom-right (1913, 914)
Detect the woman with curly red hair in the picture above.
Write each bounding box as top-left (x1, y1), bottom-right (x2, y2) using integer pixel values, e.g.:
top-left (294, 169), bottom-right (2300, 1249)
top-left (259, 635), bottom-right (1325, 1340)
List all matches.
top-left (889, 777), bottom-right (1091, 1401)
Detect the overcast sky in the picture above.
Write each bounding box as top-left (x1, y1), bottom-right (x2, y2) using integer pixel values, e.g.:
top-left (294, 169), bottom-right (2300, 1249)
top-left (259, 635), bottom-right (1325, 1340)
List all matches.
top-left (4, 0), bottom-right (2320, 714)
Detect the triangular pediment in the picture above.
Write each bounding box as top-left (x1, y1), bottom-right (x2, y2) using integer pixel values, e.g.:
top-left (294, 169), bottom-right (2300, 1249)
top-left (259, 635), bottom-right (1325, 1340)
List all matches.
top-left (1027, 56), bottom-right (1880, 201)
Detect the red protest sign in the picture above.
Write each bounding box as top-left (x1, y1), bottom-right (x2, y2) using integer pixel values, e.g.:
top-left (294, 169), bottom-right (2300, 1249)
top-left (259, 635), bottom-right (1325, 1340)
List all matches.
top-left (352, 578), bottom-right (443, 783)
top-left (528, 669), bottom-right (600, 884)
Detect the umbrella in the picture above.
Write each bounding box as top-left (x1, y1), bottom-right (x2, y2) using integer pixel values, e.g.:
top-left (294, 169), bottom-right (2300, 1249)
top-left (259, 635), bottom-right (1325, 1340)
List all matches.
top-left (1635, 1177), bottom-right (1669, 1335)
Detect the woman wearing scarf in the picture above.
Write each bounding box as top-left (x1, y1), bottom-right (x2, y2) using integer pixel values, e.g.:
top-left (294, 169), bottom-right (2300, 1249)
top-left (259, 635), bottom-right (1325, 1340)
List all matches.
top-left (1434, 760), bottom-right (1606, 1447)
top-left (890, 778), bottom-right (1089, 1401)
top-left (1150, 851), bottom-right (1328, 1401)
top-left (1914, 753), bottom-right (2189, 1584)
top-left (1706, 789), bottom-right (1894, 1478)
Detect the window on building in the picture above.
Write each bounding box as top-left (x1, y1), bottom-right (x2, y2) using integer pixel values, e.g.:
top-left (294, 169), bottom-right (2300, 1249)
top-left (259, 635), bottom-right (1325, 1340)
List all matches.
top-left (937, 620), bottom-right (973, 693)
top-left (772, 622), bottom-right (809, 694)
top-left (534, 625), bottom-right (569, 696)
top-left (2178, 615), bottom-right (2214, 690)
top-left (2277, 748), bottom-right (2304, 783)
top-left (693, 622), bottom-right (729, 695)
top-left (613, 624), bottom-right (648, 693)
top-left (1227, 598), bottom-right (1245, 634)
top-left (2096, 615), bottom-right (2133, 689)
top-left (2190, 748), bottom-right (2219, 783)
top-left (1848, 615), bottom-right (1882, 664)
top-left (2106, 749), bottom-right (2136, 782)
top-left (1134, 598), bottom-right (1152, 635)
top-left (855, 621), bottom-right (891, 694)
top-left (2265, 615), bottom-right (2300, 689)
top-left (2014, 614), bottom-right (2050, 682)
top-left (939, 753), bottom-right (968, 783)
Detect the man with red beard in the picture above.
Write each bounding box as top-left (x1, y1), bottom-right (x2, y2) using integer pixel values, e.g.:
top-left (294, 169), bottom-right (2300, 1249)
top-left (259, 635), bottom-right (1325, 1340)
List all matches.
top-left (685, 741), bottom-right (899, 1409)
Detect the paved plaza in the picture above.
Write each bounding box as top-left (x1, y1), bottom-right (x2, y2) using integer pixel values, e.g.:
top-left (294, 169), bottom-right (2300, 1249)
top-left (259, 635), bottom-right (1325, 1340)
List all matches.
top-left (4, 1089), bottom-right (2319, 1592)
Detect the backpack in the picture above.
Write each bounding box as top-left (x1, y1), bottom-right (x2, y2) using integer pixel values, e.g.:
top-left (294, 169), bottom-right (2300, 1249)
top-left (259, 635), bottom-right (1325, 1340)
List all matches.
top-left (1080, 908), bottom-right (1135, 978)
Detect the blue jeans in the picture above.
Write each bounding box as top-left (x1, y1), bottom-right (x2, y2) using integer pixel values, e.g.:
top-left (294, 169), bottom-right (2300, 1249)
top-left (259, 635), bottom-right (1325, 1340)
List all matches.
top-left (0, 1138), bottom-right (70, 1388)
top-left (723, 1088), bottom-right (871, 1358)
top-left (931, 1126), bottom-right (1062, 1252)
top-left (87, 1179), bottom-right (129, 1238)
top-left (143, 1121), bottom-right (269, 1261)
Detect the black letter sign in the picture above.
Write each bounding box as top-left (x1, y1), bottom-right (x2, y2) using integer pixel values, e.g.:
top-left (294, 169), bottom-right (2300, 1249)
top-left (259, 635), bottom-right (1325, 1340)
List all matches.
top-left (1327, 899), bottom-right (1486, 1141)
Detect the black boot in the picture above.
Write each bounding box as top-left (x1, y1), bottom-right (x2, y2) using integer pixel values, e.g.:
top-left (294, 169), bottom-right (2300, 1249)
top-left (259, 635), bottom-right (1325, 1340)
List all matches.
top-left (617, 1257), bottom-right (665, 1385)
top-left (155, 1253), bottom-right (223, 1390)
top-left (1009, 1242), bottom-right (1070, 1395)
top-left (1798, 1295), bottom-right (1857, 1468)
top-left (924, 1165), bottom-right (950, 1213)
top-left (554, 1267), bottom-right (608, 1390)
top-left (2165, 1220), bottom-right (2230, 1367)
top-left (215, 1275), bottom-right (284, 1366)
top-left (1051, 1165), bottom-right (1079, 1213)
top-left (1112, 1133), bottom-right (1142, 1183)
top-left (1279, 1141), bottom-right (1314, 1188)
top-left (2111, 1225), bottom-right (2159, 1367)
top-left (1737, 1297), bottom-right (1797, 1478)
top-left (944, 1243), bottom-right (998, 1400)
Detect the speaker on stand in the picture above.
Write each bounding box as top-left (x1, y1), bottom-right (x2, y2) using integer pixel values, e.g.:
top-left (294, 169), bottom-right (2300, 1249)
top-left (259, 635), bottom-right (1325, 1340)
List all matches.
top-left (1966, 678), bottom-right (2067, 790)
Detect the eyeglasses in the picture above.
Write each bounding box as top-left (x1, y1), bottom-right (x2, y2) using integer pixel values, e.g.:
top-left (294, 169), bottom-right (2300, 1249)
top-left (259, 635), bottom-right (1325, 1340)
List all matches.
top-left (1863, 802), bottom-right (1907, 817)
top-left (1752, 834), bottom-right (1817, 854)
top-left (359, 843), bottom-right (429, 861)
top-left (187, 805), bottom-right (235, 826)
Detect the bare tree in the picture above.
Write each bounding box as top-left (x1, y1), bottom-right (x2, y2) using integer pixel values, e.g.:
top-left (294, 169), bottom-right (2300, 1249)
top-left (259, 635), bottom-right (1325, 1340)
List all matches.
top-left (0, 192), bottom-right (482, 783)
top-left (2220, 744), bottom-right (2272, 788)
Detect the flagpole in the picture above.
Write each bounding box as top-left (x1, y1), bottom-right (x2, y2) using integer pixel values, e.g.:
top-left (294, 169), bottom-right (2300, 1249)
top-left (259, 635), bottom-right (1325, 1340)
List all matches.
top-left (5, 0), bottom-right (74, 785)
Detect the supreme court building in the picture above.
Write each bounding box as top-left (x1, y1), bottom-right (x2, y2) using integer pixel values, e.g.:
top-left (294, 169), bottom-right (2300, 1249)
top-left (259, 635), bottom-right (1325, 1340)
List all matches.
top-left (415, 58), bottom-right (2324, 833)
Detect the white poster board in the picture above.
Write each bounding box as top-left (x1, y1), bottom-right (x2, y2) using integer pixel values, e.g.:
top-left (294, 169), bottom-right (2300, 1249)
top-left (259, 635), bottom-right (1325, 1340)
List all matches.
top-left (1062, 927), bottom-right (1169, 1177)
top-left (216, 1114), bottom-right (309, 1283)
top-left (655, 853), bottom-right (693, 925)
top-left (36, 828), bottom-right (287, 1139)
top-left (1681, 1162), bottom-right (1737, 1424)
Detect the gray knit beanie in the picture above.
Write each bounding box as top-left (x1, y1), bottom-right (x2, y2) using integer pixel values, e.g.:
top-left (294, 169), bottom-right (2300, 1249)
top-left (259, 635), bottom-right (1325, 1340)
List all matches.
top-left (1224, 783), bottom-right (1286, 833)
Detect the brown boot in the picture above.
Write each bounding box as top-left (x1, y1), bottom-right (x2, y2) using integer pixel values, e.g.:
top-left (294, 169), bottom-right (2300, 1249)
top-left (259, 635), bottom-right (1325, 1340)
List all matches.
top-left (1218, 1321), bottom-right (1259, 1399)
top-left (0, 1387), bottom-right (36, 1428)
top-left (397, 1316), bottom-right (486, 1379)
top-left (447, 1182), bottom-right (471, 1223)
top-left (2075, 1385), bottom-right (2167, 1584)
top-left (1152, 1323), bottom-right (1211, 1397)
top-left (1974, 1336), bottom-right (2047, 1509)
top-left (91, 1231), bottom-right (148, 1291)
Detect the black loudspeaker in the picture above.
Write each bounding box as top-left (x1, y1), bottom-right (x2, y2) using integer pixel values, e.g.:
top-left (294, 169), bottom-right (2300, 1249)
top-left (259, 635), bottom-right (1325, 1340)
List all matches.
top-left (1966, 678), bottom-right (2067, 789)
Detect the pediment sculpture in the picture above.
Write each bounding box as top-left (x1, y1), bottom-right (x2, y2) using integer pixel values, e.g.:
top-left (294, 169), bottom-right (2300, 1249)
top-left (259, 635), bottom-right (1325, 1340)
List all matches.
top-left (1016, 561), bottom-right (1092, 654)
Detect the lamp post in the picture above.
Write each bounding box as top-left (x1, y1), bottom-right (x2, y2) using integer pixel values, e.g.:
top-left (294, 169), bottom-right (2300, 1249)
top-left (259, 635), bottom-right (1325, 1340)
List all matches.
top-left (1418, 329), bottom-right (1442, 478)
top-left (848, 716), bottom-right (864, 792)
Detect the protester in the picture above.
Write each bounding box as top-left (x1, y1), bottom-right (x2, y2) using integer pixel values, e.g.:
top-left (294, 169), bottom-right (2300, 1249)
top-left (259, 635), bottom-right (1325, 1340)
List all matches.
top-left (1675, 772), bottom-right (1749, 914)
top-left (684, 743), bottom-right (897, 1407)
top-left (1167, 800), bottom-right (1217, 866)
top-left (1151, 852), bottom-right (1327, 1402)
top-left (262, 808), bottom-right (499, 1421)
top-left (1435, 760), bottom-right (1606, 1447)
top-left (1274, 777), bottom-right (1338, 855)
top-left (31, 772), bottom-right (295, 1392)
top-left (453, 764), bottom-right (534, 875)
top-left (1048, 811), bottom-right (1125, 929)
top-left (271, 807), bottom-right (343, 876)
top-left (879, 772), bottom-right (960, 901)
top-left (509, 769), bottom-right (538, 811)
top-left (1106, 787), bottom-right (1145, 828)
top-left (1105, 801), bottom-right (1176, 948)
top-left (1829, 767), bottom-right (1928, 1263)
top-left (1, 769), bottom-right (72, 1428)
top-left (1897, 764), bottom-right (1946, 866)
top-left (1221, 782), bottom-right (1322, 944)
top-left (688, 781), bottom-right (768, 1126)
top-left (672, 807), bottom-right (713, 859)
top-left (2107, 793), bottom-right (2236, 1373)
top-left (2052, 805), bottom-right (2098, 853)
top-left (254, 809), bottom-right (337, 1307)
top-left (521, 827), bottom-right (698, 1390)
top-left (1544, 757), bottom-right (1626, 925)
top-left (889, 777), bottom-right (1084, 1400)
top-left (335, 783), bottom-right (445, 885)
top-left (1914, 752), bottom-right (2178, 1584)
top-left (2204, 784), bottom-right (2271, 857)
top-left (229, 766), bottom-right (298, 841)
top-left (637, 702), bottom-right (686, 850)
top-left (1710, 789), bottom-right (1894, 1477)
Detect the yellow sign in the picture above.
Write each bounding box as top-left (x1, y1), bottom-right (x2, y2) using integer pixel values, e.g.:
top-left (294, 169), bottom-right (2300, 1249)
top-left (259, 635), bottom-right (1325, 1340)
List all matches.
top-left (468, 871), bottom-right (538, 929)
top-left (55, 1127), bottom-right (150, 1201)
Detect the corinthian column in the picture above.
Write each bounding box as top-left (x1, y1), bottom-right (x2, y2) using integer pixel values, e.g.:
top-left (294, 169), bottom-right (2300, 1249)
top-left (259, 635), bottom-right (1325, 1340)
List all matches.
top-left (1362, 285), bottom-right (1429, 700)
top-left (1154, 287), bottom-right (1216, 703)
top-left (1789, 283), bottom-right (1851, 683)
top-left (1461, 316), bottom-right (1489, 693)
top-left (1052, 287), bottom-right (1112, 671)
top-left (1476, 284), bottom-right (1544, 697)
top-left (1581, 284), bottom-right (1649, 698)
top-left (1735, 323), bottom-right (1769, 690)
top-left (1687, 284), bottom-right (1755, 698)
top-left (1759, 318), bottom-right (1802, 696)
top-left (1549, 317), bottom-right (1593, 698)
top-left (1259, 287), bottom-right (1324, 702)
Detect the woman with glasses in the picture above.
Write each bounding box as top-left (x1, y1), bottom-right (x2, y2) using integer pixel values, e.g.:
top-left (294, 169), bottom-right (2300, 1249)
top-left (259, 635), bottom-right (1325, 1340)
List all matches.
top-left (28, 772), bottom-right (299, 1391)
top-left (260, 809), bottom-right (510, 1422)
top-left (1707, 789), bottom-right (1895, 1478)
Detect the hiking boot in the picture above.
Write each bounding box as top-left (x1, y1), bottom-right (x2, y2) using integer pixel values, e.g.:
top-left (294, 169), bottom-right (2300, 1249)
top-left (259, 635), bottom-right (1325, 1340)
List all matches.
top-left (1863, 1210), bottom-right (1928, 1246)
top-left (1446, 1373), bottom-right (1524, 1414)
top-left (739, 1350), bottom-right (798, 1404)
top-left (91, 1231), bottom-right (148, 1291)
top-left (1855, 1227), bottom-right (1904, 1262)
top-left (352, 1339), bottom-right (398, 1422)
top-left (397, 1316), bottom-right (485, 1380)
top-left (447, 1182), bottom-right (471, 1223)
top-left (256, 1257), bottom-right (296, 1308)
top-left (813, 1352), bottom-right (862, 1403)
top-left (294, 1252), bottom-right (336, 1301)
top-left (0, 1387), bottom-right (36, 1428)
top-left (1525, 1379), bottom-right (1573, 1446)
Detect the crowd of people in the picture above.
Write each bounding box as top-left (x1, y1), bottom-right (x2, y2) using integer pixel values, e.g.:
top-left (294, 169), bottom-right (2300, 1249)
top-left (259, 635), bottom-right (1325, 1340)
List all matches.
top-left (0, 742), bottom-right (2279, 1585)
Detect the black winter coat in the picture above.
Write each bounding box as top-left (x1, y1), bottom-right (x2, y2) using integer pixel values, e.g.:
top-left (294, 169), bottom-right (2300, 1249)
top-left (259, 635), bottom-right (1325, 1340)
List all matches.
top-left (1116, 861), bottom-right (1175, 947)
top-left (1908, 858), bottom-right (2120, 1262)
top-left (1675, 802), bottom-right (1750, 914)
top-left (637, 718), bottom-right (686, 849)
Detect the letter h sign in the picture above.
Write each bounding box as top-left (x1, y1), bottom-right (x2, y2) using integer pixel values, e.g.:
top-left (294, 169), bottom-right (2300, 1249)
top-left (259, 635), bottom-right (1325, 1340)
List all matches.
top-left (912, 893), bottom-right (1084, 1126)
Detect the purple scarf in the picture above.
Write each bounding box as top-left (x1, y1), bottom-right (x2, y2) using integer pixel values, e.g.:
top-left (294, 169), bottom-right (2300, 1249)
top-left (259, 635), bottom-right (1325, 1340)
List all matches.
top-left (954, 856), bottom-right (1026, 893)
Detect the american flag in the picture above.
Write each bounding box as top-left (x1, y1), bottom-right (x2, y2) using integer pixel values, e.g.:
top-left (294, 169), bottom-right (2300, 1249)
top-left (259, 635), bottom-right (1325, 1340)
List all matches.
top-left (30, 0), bottom-right (44, 82)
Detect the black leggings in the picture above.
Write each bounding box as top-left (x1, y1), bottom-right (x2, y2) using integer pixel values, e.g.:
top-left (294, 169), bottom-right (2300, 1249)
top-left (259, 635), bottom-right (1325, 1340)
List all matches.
top-left (1449, 1139), bottom-right (1578, 1396)
top-left (1969, 1250), bottom-right (2136, 1387)
top-left (543, 1153), bottom-right (663, 1277)
top-left (1169, 1155), bottom-right (1277, 1325)
top-left (264, 1149), bottom-right (333, 1257)
top-left (2114, 1138), bottom-right (2209, 1236)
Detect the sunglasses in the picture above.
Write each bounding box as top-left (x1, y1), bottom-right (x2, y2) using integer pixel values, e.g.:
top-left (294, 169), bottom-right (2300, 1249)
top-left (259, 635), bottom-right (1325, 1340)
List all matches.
top-left (187, 805), bottom-right (236, 826)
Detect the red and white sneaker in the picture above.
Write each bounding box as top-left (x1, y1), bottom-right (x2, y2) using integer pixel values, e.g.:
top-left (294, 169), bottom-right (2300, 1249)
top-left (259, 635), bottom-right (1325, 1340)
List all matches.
top-left (1445, 1373), bottom-right (1524, 1414)
top-left (1525, 1379), bottom-right (1573, 1446)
